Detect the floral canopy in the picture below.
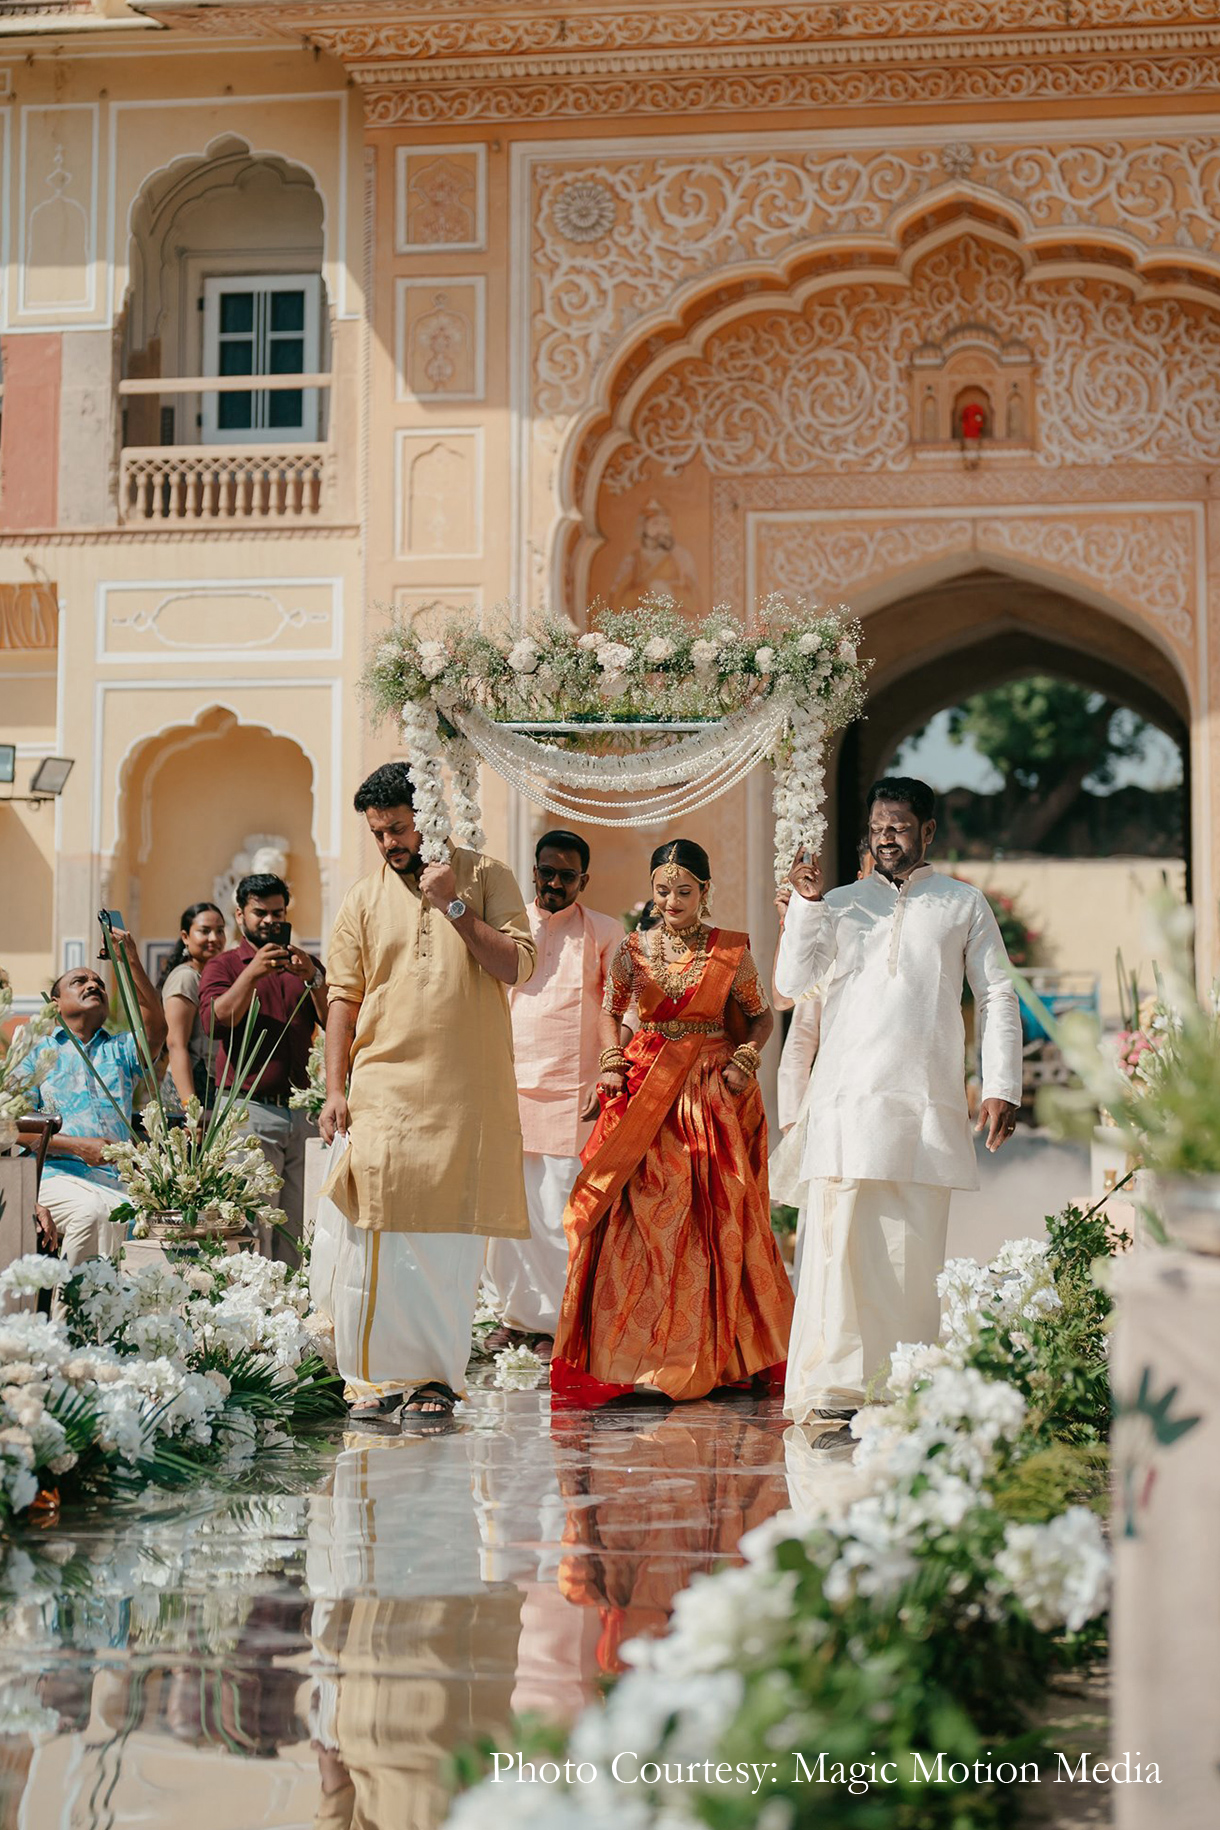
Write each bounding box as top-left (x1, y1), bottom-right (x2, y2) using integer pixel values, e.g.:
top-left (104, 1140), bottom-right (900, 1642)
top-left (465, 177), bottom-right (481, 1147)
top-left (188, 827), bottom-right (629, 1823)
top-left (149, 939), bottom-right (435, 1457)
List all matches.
top-left (362, 594), bottom-right (869, 882)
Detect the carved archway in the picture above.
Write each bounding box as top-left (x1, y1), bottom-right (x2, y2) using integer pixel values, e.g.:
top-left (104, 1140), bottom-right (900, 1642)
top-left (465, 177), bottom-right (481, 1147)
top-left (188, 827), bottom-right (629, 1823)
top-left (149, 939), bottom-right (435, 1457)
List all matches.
top-left (833, 568), bottom-right (1190, 884)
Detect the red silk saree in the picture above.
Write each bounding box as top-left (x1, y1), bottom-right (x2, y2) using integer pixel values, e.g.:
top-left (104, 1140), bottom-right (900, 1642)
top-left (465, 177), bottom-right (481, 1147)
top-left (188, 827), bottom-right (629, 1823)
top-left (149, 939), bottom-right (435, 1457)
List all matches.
top-left (550, 928), bottom-right (794, 1406)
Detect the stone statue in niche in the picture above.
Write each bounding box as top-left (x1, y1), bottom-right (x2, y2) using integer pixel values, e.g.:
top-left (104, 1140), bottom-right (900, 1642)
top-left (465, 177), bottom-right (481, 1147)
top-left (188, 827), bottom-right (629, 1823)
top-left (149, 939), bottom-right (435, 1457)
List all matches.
top-left (213, 834), bottom-right (290, 915)
top-left (609, 499), bottom-right (699, 614)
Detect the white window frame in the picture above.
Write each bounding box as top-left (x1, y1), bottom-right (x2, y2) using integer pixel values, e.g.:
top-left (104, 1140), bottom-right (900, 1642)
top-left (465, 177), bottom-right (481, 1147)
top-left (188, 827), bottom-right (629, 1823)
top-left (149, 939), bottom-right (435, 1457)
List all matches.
top-left (201, 272), bottom-right (321, 445)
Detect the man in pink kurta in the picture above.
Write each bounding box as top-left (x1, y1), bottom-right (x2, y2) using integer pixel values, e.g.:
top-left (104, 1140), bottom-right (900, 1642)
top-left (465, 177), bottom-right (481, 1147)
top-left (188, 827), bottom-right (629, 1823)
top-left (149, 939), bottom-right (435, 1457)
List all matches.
top-left (486, 830), bottom-right (623, 1344)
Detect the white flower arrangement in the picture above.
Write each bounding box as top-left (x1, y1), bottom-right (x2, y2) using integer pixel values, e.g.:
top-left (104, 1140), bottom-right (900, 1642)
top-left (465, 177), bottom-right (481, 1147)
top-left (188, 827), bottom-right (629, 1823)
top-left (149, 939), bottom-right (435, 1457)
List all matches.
top-left (103, 1098), bottom-right (285, 1235)
top-left (289, 1031), bottom-right (327, 1122)
top-left (491, 1344), bottom-right (545, 1390)
top-left (364, 594), bottom-right (866, 882)
top-left (0, 990), bottom-right (57, 1152)
top-left (443, 1222), bottom-right (1113, 1830)
top-left (0, 1246), bottom-right (342, 1527)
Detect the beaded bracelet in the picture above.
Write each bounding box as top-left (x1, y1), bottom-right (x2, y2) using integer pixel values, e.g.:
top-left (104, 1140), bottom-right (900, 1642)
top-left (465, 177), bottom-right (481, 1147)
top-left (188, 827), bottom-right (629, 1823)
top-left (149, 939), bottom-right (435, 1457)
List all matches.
top-left (599, 1047), bottom-right (629, 1073)
top-left (729, 1044), bottom-right (761, 1077)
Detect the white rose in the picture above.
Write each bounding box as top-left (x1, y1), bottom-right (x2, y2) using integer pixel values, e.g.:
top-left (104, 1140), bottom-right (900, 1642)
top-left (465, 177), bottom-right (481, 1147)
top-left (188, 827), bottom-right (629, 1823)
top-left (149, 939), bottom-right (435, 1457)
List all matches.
top-left (797, 632), bottom-right (820, 655)
top-left (754, 646), bottom-right (776, 674)
top-left (643, 636), bottom-right (675, 663)
top-left (718, 627), bottom-right (736, 643)
top-left (506, 638), bottom-right (540, 675)
top-left (838, 638), bottom-right (857, 664)
top-left (577, 631), bottom-right (604, 651)
top-left (598, 641), bottom-right (635, 672)
top-left (691, 640), bottom-right (720, 672)
top-left (417, 640), bottom-right (448, 681)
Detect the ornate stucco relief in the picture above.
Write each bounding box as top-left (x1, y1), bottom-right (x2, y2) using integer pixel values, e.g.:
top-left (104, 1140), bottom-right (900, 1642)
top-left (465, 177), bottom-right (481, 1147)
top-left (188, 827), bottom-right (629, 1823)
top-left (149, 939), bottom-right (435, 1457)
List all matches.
top-left (752, 510), bottom-right (1197, 647)
top-left (608, 242), bottom-right (1220, 482)
top-left (530, 140), bottom-right (1220, 424)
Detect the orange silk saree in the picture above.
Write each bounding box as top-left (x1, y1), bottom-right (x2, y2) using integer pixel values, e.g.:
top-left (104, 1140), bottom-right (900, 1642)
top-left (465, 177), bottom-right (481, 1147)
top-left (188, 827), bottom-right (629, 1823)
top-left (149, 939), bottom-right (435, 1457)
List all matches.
top-left (550, 928), bottom-right (794, 1406)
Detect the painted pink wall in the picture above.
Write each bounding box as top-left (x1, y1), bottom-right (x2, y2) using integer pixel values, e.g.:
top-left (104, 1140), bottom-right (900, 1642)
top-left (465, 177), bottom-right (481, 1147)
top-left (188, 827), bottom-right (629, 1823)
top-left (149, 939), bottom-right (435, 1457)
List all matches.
top-left (0, 335), bottom-right (60, 529)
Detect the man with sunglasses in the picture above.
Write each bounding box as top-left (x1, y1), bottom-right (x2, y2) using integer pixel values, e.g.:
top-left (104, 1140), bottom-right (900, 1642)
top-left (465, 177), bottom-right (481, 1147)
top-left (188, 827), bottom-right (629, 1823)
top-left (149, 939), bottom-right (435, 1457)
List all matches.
top-left (485, 829), bottom-right (623, 1354)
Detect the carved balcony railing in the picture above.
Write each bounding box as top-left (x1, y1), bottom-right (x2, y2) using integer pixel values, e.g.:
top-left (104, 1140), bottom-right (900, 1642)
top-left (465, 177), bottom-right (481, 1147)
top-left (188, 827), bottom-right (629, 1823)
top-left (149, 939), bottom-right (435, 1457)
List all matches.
top-left (119, 444), bottom-right (333, 523)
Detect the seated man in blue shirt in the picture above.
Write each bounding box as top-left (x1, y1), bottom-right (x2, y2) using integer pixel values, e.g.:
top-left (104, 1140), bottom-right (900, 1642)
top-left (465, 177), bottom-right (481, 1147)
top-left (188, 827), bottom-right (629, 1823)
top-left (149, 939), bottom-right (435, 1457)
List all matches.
top-left (29, 934), bottom-right (167, 1265)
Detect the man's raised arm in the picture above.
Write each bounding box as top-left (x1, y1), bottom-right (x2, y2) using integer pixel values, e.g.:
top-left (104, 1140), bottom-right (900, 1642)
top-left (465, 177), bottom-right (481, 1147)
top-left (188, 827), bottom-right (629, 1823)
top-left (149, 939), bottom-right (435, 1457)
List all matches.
top-left (775, 851), bottom-right (838, 1002)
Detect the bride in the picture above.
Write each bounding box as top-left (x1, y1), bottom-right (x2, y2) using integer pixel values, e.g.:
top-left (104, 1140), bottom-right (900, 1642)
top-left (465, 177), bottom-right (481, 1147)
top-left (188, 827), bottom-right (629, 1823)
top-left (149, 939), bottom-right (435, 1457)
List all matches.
top-left (551, 838), bottom-right (794, 1404)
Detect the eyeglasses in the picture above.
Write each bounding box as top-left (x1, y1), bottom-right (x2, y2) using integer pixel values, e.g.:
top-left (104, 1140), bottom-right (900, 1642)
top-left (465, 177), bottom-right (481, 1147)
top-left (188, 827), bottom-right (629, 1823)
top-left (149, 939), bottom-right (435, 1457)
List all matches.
top-left (537, 868), bottom-right (581, 885)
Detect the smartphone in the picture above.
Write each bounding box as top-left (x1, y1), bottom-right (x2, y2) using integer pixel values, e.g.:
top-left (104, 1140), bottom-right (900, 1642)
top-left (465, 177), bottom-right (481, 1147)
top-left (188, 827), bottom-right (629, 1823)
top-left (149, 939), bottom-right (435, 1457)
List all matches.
top-left (267, 920), bottom-right (293, 950)
top-left (97, 909), bottom-right (127, 932)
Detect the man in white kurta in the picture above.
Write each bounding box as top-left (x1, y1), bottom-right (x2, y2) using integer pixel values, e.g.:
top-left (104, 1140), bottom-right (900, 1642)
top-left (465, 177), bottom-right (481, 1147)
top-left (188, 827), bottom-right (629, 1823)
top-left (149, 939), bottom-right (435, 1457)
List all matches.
top-left (485, 829), bottom-right (623, 1341)
top-left (775, 777), bottom-right (1023, 1422)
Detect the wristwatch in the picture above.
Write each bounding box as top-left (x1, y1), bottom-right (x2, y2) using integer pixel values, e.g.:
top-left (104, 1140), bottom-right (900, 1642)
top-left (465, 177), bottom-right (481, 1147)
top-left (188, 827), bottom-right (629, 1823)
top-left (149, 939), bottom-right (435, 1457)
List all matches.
top-left (445, 897), bottom-right (468, 921)
top-left (308, 966), bottom-right (326, 991)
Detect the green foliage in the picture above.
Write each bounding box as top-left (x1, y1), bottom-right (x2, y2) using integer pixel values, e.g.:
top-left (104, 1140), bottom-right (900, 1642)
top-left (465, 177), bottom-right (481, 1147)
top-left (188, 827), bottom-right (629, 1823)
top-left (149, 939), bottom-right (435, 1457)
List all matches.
top-left (944, 677), bottom-right (1152, 793)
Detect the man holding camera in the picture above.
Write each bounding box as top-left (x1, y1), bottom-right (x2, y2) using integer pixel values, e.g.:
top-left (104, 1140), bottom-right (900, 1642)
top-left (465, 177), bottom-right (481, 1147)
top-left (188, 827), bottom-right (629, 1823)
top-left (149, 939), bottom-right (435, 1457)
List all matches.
top-left (199, 871), bottom-right (327, 1262)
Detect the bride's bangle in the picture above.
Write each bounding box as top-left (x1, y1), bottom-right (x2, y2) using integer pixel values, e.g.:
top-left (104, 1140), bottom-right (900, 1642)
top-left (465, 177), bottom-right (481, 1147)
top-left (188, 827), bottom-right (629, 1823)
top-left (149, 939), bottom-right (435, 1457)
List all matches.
top-left (599, 1047), bottom-right (628, 1073)
top-left (729, 1044), bottom-right (761, 1077)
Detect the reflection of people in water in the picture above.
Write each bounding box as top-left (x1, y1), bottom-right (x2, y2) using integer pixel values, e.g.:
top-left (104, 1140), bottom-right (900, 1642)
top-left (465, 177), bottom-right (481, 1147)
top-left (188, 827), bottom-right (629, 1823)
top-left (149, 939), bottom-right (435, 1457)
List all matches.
top-left (552, 1404), bottom-right (789, 1674)
top-left (307, 1430), bottom-right (524, 1830)
top-left (609, 499), bottom-right (699, 614)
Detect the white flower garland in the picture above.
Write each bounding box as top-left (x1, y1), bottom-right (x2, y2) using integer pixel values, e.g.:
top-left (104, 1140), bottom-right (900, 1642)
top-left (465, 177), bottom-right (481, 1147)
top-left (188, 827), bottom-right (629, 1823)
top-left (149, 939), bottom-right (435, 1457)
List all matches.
top-left (401, 698), bottom-right (451, 865)
top-left (772, 701), bottom-right (828, 884)
top-left (443, 733), bottom-right (486, 853)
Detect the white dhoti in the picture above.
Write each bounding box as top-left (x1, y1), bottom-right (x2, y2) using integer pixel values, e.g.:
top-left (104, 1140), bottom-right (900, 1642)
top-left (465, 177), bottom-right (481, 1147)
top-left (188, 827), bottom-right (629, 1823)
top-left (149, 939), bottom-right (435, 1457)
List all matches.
top-left (784, 1177), bottom-right (951, 1421)
top-left (483, 1152), bottom-right (579, 1334)
top-left (320, 1202), bottom-right (485, 1403)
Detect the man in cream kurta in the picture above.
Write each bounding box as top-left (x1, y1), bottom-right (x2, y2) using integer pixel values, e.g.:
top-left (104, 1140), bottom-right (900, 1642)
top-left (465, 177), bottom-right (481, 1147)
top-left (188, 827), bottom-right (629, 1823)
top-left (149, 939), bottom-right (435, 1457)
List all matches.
top-left (318, 763), bottom-right (536, 1423)
top-left (485, 829), bottom-right (623, 1342)
top-left (775, 776), bottom-right (1022, 1423)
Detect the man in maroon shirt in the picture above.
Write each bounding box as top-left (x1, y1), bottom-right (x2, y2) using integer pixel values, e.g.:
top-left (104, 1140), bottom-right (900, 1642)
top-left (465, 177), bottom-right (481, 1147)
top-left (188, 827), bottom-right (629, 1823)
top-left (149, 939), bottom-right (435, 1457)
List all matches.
top-left (199, 871), bottom-right (327, 1263)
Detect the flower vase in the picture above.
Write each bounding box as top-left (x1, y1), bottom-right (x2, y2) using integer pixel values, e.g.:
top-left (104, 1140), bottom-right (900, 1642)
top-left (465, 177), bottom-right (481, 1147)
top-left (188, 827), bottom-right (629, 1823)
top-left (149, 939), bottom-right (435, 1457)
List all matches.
top-left (147, 1208), bottom-right (248, 1242)
top-left (1147, 1175), bottom-right (1220, 1257)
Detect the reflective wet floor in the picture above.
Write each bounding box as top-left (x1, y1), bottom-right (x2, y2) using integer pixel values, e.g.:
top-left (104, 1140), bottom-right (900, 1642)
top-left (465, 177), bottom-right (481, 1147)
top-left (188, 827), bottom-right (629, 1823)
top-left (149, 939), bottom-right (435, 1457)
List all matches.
top-left (0, 1388), bottom-right (797, 1829)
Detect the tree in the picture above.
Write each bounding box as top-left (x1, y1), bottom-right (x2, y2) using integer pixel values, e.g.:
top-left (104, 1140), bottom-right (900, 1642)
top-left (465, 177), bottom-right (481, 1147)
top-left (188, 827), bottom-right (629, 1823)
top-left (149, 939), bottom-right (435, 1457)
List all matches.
top-left (941, 676), bottom-right (1158, 851)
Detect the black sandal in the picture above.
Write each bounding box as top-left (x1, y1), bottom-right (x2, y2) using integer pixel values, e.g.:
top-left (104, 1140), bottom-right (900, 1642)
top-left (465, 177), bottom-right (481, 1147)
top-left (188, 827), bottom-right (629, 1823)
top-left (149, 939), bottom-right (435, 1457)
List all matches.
top-left (347, 1392), bottom-right (403, 1427)
top-left (401, 1380), bottom-right (459, 1421)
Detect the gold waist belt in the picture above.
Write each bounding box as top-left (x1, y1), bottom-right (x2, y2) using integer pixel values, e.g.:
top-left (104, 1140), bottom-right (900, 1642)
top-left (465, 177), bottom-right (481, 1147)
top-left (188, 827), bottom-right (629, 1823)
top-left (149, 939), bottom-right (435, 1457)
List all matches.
top-left (639, 1020), bottom-right (726, 1040)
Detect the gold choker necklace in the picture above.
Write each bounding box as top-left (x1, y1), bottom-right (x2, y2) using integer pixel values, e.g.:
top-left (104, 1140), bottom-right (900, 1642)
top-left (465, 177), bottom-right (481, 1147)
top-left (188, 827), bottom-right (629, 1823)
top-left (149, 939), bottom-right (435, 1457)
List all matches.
top-left (650, 921), bottom-right (710, 998)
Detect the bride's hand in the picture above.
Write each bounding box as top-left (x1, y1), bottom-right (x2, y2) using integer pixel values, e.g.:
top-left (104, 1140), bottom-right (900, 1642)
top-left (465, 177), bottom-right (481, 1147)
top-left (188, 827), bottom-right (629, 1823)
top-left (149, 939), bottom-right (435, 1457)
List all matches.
top-left (722, 1062), bottom-right (749, 1095)
top-left (598, 1071), bottom-right (626, 1100)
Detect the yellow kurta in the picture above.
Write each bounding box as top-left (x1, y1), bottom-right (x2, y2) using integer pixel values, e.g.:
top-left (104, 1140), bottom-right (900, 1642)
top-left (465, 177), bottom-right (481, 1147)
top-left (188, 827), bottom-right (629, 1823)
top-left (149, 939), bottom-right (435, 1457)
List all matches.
top-left (320, 850), bottom-right (535, 1238)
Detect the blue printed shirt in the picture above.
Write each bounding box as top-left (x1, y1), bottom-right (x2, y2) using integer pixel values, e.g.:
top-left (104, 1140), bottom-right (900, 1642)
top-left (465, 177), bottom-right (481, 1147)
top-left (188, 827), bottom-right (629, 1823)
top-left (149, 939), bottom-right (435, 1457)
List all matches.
top-left (27, 1027), bottom-right (142, 1189)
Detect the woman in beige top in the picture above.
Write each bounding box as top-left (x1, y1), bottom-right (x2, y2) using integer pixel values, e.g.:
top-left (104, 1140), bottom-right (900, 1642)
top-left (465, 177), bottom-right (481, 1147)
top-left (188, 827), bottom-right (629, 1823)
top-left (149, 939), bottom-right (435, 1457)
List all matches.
top-left (158, 901), bottom-right (227, 1110)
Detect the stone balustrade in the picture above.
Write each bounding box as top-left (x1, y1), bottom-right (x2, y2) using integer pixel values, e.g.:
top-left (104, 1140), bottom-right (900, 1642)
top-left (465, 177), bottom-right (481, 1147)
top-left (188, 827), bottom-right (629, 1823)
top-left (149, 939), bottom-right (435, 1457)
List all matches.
top-left (119, 444), bottom-right (333, 524)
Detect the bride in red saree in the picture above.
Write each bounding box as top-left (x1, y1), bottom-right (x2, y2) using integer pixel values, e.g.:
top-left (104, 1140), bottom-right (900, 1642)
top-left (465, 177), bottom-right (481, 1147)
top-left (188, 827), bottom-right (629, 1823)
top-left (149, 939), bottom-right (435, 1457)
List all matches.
top-left (551, 839), bottom-right (794, 1406)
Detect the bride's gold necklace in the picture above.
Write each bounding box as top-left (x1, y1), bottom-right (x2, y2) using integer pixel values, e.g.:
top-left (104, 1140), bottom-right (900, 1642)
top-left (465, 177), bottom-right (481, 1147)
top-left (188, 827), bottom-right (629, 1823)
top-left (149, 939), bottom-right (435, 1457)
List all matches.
top-left (650, 920), bottom-right (710, 998)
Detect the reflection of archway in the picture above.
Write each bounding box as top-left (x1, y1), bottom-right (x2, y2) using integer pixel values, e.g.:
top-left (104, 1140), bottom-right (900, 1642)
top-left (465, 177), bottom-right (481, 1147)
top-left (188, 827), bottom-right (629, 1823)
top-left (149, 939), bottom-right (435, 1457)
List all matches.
top-left (112, 706), bottom-right (321, 955)
top-left (835, 569), bottom-right (1191, 884)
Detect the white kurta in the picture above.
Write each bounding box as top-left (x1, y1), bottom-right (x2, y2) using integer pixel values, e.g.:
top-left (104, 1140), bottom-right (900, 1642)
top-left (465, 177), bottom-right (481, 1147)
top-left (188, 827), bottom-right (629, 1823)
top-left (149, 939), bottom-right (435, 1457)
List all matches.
top-left (774, 865), bottom-right (1022, 1192)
